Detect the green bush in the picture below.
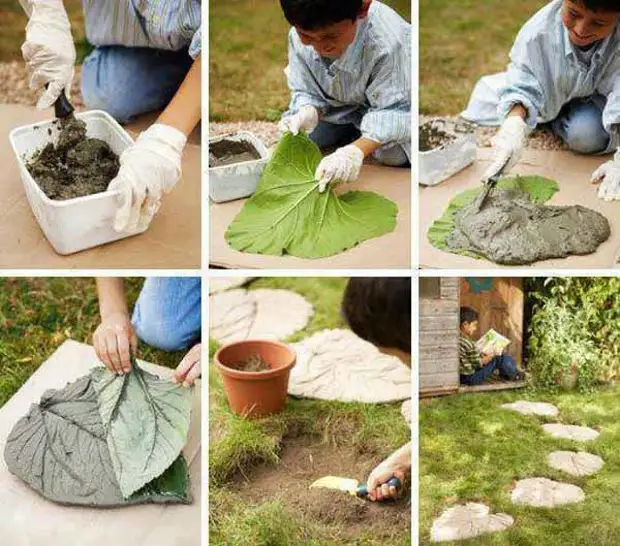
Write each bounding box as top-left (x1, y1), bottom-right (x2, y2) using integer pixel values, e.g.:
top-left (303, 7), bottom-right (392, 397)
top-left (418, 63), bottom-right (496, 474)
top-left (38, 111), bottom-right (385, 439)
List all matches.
top-left (526, 277), bottom-right (620, 391)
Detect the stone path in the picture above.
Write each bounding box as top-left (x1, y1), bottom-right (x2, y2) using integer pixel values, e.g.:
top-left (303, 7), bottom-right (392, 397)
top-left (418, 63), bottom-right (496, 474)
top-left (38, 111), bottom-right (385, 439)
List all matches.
top-left (430, 399), bottom-right (603, 542)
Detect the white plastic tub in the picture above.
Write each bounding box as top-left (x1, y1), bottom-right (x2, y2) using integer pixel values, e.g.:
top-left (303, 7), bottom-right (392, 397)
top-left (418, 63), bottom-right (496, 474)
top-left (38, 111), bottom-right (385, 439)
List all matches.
top-left (419, 118), bottom-right (476, 186)
top-left (9, 110), bottom-right (142, 255)
top-left (209, 131), bottom-right (270, 203)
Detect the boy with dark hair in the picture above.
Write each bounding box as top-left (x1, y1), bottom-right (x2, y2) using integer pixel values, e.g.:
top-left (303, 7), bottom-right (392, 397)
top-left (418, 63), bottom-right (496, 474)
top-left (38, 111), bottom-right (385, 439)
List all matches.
top-left (341, 277), bottom-right (411, 502)
top-left (459, 306), bottom-right (523, 386)
top-left (278, 0), bottom-right (410, 193)
top-left (463, 0), bottom-right (620, 201)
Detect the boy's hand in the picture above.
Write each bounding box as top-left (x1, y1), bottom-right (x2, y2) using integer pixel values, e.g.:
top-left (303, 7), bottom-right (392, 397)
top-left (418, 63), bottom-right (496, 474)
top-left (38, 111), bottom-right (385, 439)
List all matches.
top-left (108, 124), bottom-right (187, 233)
top-left (482, 116), bottom-right (528, 182)
top-left (365, 442), bottom-right (411, 502)
top-left (316, 144), bottom-right (365, 192)
top-left (93, 311), bottom-right (138, 375)
top-left (22, 0), bottom-right (76, 109)
top-left (592, 151), bottom-right (620, 201)
top-left (173, 343), bottom-right (201, 387)
top-left (278, 105), bottom-right (319, 136)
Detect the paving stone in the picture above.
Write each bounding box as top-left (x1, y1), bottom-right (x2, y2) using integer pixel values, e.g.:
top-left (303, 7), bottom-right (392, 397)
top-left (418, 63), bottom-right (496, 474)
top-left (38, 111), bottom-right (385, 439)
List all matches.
top-left (542, 423), bottom-right (600, 442)
top-left (548, 451), bottom-right (604, 477)
top-left (511, 478), bottom-right (585, 507)
top-left (431, 503), bottom-right (514, 542)
top-left (501, 400), bottom-right (559, 417)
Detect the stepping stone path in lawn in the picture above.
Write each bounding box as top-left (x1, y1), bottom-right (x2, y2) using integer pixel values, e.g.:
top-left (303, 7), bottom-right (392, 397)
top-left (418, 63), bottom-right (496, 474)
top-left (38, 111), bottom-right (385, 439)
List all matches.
top-left (548, 451), bottom-right (604, 477)
top-left (430, 503), bottom-right (514, 543)
top-left (511, 477), bottom-right (585, 507)
top-left (542, 423), bottom-right (600, 442)
top-left (209, 288), bottom-right (313, 344)
top-left (209, 276), bottom-right (255, 294)
top-left (501, 400), bottom-right (559, 417)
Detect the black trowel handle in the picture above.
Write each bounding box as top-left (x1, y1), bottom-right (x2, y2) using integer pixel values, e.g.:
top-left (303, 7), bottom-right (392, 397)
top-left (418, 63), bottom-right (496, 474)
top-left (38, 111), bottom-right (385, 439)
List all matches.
top-left (45, 83), bottom-right (75, 118)
top-left (356, 477), bottom-right (402, 499)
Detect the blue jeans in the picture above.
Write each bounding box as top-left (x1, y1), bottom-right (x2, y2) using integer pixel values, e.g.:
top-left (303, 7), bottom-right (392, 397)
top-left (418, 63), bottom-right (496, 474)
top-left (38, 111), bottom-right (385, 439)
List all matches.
top-left (132, 277), bottom-right (201, 352)
top-left (460, 354), bottom-right (518, 386)
top-left (309, 121), bottom-right (410, 167)
top-left (551, 95), bottom-right (614, 155)
top-left (81, 46), bottom-right (193, 123)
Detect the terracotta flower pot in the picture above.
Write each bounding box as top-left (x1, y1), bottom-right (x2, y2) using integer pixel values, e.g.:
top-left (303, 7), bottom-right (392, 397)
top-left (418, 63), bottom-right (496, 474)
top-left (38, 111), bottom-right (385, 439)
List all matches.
top-left (214, 340), bottom-right (296, 419)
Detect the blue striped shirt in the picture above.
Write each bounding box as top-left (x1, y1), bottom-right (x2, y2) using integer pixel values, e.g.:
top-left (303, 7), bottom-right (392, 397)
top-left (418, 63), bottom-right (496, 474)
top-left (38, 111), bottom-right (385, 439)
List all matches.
top-left (464, 0), bottom-right (620, 134)
top-left (82, 0), bottom-right (201, 59)
top-left (285, 1), bottom-right (411, 147)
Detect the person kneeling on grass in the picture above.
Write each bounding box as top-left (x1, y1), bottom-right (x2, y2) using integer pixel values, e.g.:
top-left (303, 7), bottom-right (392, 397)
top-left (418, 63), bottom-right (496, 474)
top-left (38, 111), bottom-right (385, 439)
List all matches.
top-left (277, 0), bottom-right (411, 193)
top-left (463, 0), bottom-right (620, 200)
top-left (93, 278), bottom-right (201, 387)
top-left (341, 277), bottom-right (411, 502)
top-left (459, 306), bottom-right (524, 387)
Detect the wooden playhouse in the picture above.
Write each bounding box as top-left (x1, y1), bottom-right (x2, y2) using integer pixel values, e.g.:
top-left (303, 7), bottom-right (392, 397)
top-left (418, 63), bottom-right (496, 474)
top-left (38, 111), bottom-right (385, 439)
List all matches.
top-left (419, 277), bottom-right (526, 397)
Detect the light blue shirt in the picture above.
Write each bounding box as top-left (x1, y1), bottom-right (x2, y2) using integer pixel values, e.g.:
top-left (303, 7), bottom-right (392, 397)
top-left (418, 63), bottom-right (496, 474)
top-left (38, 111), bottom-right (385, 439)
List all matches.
top-left (285, 1), bottom-right (411, 147)
top-left (463, 0), bottom-right (620, 134)
top-left (82, 0), bottom-right (202, 59)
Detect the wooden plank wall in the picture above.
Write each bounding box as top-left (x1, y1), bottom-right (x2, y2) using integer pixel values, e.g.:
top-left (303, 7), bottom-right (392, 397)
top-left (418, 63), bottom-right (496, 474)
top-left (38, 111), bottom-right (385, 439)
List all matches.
top-left (419, 277), bottom-right (460, 393)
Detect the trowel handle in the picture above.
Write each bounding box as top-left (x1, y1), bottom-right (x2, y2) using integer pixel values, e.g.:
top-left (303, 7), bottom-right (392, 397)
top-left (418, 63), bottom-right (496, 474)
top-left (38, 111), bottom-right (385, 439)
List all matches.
top-left (356, 476), bottom-right (402, 498)
top-left (44, 83), bottom-right (75, 118)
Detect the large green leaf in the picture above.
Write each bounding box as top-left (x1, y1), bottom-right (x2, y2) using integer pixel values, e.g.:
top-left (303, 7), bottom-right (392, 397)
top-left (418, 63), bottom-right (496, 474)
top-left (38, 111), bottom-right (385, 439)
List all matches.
top-left (92, 360), bottom-right (192, 498)
top-left (4, 375), bottom-right (191, 506)
top-left (427, 176), bottom-right (559, 258)
top-left (225, 133), bottom-right (398, 258)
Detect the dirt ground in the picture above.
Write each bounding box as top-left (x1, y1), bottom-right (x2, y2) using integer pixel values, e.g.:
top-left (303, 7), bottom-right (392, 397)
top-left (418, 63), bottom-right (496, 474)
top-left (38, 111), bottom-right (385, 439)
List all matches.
top-left (231, 434), bottom-right (411, 542)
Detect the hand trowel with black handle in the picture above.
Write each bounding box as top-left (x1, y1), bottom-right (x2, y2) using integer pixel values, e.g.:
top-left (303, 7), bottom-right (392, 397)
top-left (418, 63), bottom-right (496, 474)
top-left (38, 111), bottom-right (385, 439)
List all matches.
top-left (472, 155), bottom-right (511, 213)
top-left (310, 475), bottom-right (402, 499)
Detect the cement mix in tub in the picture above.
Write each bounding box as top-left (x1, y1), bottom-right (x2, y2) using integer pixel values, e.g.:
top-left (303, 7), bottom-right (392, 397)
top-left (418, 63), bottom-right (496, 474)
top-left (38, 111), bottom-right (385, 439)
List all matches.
top-left (209, 138), bottom-right (261, 168)
top-left (446, 187), bottom-right (610, 265)
top-left (26, 116), bottom-right (120, 200)
top-left (419, 121), bottom-right (457, 151)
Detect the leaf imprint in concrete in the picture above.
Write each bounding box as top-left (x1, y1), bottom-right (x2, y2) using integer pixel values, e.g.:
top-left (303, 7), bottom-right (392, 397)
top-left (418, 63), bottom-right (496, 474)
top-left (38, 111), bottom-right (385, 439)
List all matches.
top-left (542, 423), bottom-right (600, 442)
top-left (511, 478), bottom-right (585, 507)
top-left (548, 451), bottom-right (604, 477)
top-left (210, 288), bottom-right (313, 344)
top-left (501, 400), bottom-right (559, 417)
top-left (430, 503), bottom-right (514, 542)
top-left (209, 276), bottom-right (255, 294)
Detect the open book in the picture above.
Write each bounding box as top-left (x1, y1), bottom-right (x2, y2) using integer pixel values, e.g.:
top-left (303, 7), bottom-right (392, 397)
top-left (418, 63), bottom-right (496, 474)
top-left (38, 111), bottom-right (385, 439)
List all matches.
top-left (476, 329), bottom-right (510, 356)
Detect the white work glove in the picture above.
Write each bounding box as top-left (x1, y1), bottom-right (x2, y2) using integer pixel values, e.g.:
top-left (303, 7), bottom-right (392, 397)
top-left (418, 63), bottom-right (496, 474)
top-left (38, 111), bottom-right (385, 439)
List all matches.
top-left (108, 124), bottom-right (187, 233)
top-left (315, 144), bottom-right (365, 192)
top-left (482, 116), bottom-right (528, 181)
top-left (21, 0), bottom-right (76, 110)
top-left (592, 150), bottom-right (620, 201)
top-left (278, 105), bottom-right (319, 136)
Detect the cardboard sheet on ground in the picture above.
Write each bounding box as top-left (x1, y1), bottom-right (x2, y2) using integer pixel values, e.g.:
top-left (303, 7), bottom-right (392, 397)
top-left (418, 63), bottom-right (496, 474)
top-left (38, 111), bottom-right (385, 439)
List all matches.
top-left (289, 329), bottom-right (411, 403)
top-left (420, 148), bottom-right (619, 269)
top-left (0, 340), bottom-right (201, 546)
top-left (1, 105), bottom-right (200, 268)
top-left (210, 163), bottom-right (411, 269)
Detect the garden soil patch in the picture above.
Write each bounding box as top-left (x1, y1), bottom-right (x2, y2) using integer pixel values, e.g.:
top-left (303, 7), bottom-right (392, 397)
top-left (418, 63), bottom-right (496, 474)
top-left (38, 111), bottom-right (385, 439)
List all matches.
top-left (227, 354), bottom-right (271, 372)
top-left (232, 436), bottom-right (410, 541)
top-left (26, 115), bottom-right (120, 200)
top-left (209, 138), bottom-right (260, 168)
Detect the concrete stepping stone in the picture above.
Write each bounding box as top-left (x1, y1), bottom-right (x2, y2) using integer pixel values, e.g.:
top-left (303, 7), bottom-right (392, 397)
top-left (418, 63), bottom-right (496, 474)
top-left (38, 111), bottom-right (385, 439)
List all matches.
top-left (548, 451), bottom-right (604, 477)
top-left (511, 478), bottom-right (585, 507)
top-left (210, 288), bottom-right (313, 344)
top-left (401, 399), bottom-right (412, 428)
top-left (209, 276), bottom-right (254, 294)
top-left (430, 503), bottom-right (514, 542)
top-left (501, 400), bottom-right (559, 417)
top-left (542, 423), bottom-right (599, 442)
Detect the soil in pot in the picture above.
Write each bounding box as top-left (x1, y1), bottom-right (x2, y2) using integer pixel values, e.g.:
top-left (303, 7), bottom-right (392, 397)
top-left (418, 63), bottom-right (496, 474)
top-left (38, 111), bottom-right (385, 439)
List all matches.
top-left (26, 115), bottom-right (120, 200)
top-left (209, 139), bottom-right (261, 168)
top-left (226, 354), bottom-right (271, 372)
top-left (419, 121), bottom-right (456, 151)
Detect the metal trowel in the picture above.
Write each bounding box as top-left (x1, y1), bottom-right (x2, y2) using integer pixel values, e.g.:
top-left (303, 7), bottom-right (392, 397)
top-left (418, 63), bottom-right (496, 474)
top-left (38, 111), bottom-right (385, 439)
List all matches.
top-left (310, 475), bottom-right (401, 499)
top-left (472, 155), bottom-right (511, 213)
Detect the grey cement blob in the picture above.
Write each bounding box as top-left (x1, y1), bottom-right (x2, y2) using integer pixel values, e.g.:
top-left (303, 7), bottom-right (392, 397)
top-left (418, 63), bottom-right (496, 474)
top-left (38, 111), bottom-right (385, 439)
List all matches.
top-left (548, 451), bottom-right (604, 476)
top-left (430, 503), bottom-right (514, 542)
top-left (4, 375), bottom-right (190, 507)
top-left (501, 401), bottom-right (559, 417)
top-left (445, 188), bottom-right (610, 265)
top-left (209, 138), bottom-right (261, 167)
top-left (542, 423), bottom-right (600, 442)
top-left (511, 478), bottom-right (585, 507)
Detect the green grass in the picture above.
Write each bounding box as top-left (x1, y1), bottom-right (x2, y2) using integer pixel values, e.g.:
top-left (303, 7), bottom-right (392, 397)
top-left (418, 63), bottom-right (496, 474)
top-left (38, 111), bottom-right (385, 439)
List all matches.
top-left (0, 278), bottom-right (186, 409)
top-left (420, 387), bottom-right (620, 545)
top-left (209, 0), bottom-right (411, 122)
top-left (209, 277), bottom-right (411, 545)
top-left (0, 1), bottom-right (91, 63)
top-left (420, 0), bottom-right (543, 115)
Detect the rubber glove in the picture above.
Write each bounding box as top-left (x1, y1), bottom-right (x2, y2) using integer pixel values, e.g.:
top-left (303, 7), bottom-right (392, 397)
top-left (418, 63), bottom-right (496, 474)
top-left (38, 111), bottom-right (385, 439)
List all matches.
top-left (278, 105), bottom-right (319, 136)
top-left (592, 150), bottom-right (620, 201)
top-left (315, 144), bottom-right (364, 192)
top-left (482, 116), bottom-right (528, 181)
top-left (108, 124), bottom-right (187, 233)
top-left (21, 0), bottom-right (76, 109)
